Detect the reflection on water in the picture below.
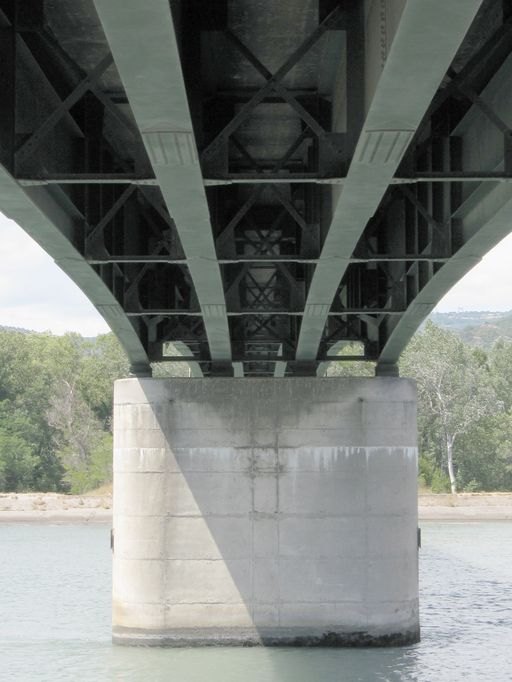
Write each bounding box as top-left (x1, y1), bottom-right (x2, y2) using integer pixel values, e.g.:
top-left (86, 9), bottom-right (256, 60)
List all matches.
top-left (0, 522), bottom-right (511, 681)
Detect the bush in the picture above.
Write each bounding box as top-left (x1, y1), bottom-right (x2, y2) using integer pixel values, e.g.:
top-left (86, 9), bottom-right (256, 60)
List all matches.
top-left (0, 428), bottom-right (40, 492)
top-left (418, 452), bottom-right (437, 487)
top-left (431, 468), bottom-right (452, 493)
top-left (61, 434), bottom-right (113, 494)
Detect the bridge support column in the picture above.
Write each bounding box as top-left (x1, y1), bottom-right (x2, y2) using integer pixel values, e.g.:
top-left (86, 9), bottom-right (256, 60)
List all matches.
top-left (112, 377), bottom-right (419, 646)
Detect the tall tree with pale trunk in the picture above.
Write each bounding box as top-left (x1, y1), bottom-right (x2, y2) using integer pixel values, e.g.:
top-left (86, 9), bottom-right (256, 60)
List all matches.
top-left (401, 322), bottom-right (500, 493)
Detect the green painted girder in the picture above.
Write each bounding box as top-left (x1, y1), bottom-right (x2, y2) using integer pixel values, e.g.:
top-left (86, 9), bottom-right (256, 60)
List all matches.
top-left (93, 0), bottom-right (233, 368)
top-left (295, 0), bottom-right (485, 364)
top-left (0, 162), bottom-right (150, 374)
top-left (2, 0), bottom-right (505, 378)
top-left (378, 51), bottom-right (512, 369)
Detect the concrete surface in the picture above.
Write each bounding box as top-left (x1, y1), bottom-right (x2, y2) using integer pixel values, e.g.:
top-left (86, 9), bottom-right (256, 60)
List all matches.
top-left (112, 377), bottom-right (419, 646)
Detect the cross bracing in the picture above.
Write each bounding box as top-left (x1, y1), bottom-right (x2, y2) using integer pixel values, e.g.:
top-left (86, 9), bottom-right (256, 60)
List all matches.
top-left (2, 0), bottom-right (512, 376)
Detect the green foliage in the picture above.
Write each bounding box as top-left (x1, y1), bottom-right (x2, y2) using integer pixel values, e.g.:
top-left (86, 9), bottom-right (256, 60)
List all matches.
top-left (62, 434), bottom-right (113, 494)
top-left (430, 469), bottom-right (452, 494)
top-left (326, 343), bottom-right (374, 377)
top-left (0, 425), bottom-right (39, 492)
top-left (418, 452), bottom-right (437, 488)
top-left (401, 321), bottom-right (499, 493)
top-left (77, 334), bottom-right (130, 423)
top-left (488, 339), bottom-right (512, 412)
top-left (418, 450), bottom-right (451, 494)
top-left (0, 328), bottom-right (129, 492)
top-left (455, 413), bottom-right (512, 491)
top-left (1, 319), bottom-right (512, 494)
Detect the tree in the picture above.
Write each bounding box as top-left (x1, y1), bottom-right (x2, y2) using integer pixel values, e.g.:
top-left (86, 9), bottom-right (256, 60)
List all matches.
top-left (0, 328), bottom-right (130, 492)
top-left (325, 342), bottom-right (374, 377)
top-left (77, 333), bottom-right (130, 423)
top-left (46, 379), bottom-right (106, 490)
top-left (488, 339), bottom-right (512, 412)
top-left (0, 426), bottom-right (39, 492)
top-left (456, 412), bottom-right (512, 491)
top-left (401, 322), bottom-right (500, 493)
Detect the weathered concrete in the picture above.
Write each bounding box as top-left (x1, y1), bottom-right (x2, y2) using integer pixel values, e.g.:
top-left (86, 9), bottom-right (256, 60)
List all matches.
top-left (112, 377), bottom-right (419, 646)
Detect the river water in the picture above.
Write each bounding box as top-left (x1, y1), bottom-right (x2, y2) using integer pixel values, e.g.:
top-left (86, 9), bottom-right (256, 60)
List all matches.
top-left (0, 521), bottom-right (511, 681)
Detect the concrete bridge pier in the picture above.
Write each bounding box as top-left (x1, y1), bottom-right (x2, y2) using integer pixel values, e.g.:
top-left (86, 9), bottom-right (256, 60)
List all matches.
top-left (112, 377), bottom-right (419, 646)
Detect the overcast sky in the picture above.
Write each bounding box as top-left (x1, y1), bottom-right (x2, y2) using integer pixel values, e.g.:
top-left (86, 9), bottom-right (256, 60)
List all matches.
top-left (1, 212), bottom-right (511, 336)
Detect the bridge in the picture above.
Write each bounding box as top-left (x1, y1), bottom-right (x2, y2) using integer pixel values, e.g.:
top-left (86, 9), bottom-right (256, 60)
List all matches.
top-left (0, 0), bottom-right (508, 647)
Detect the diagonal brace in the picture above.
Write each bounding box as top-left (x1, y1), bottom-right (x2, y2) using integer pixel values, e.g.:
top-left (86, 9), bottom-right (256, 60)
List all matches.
top-left (86, 184), bottom-right (135, 245)
top-left (16, 53), bottom-right (114, 163)
top-left (202, 4), bottom-right (343, 160)
top-left (225, 29), bottom-right (329, 140)
top-left (400, 186), bottom-right (447, 241)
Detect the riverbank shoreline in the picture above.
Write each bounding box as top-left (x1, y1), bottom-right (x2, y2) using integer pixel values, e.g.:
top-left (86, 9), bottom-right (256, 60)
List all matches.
top-left (0, 492), bottom-right (112, 523)
top-left (418, 492), bottom-right (512, 521)
top-left (1, 491), bottom-right (512, 522)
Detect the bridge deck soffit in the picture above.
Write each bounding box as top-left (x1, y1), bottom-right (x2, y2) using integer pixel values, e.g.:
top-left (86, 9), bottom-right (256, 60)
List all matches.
top-left (2, 1), bottom-right (512, 376)
top-left (379, 44), bottom-right (512, 367)
top-left (92, 0), bottom-right (232, 373)
top-left (295, 0), bottom-right (484, 369)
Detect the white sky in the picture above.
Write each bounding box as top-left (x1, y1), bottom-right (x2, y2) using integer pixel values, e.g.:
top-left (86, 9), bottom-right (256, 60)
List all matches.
top-left (1, 212), bottom-right (512, 336)
top-left (0, 213), bottom-right (110, 336)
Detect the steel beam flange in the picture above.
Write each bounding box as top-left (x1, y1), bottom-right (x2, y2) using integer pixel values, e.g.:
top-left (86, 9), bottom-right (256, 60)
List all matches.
top-left (93, 0), bottom-right (233, 368)
top-left (375, 363), bottom-right (399, 378)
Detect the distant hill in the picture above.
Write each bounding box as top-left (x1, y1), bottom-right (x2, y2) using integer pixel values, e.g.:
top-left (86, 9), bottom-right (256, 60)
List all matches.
top-left (429, 311), bottom-right (512, 348)
top-left (3, 313), bottom-right (512, 350)
top-left (0, 325), bottom-right (32, 334)
top-left (0, 326), bottom-right (97, 341)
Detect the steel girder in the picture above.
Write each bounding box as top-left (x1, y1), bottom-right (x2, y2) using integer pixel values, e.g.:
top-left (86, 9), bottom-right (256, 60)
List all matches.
top-left (92, 0), bottom-right (233, 375)
top-left (0, 2), bottom-right (153, 374)
top-left (2, 0), bottom-right (511, 377)
top-left (293, 0), bottom-right (484, 376)
top-left (377, 18), bottom-right (512, 371)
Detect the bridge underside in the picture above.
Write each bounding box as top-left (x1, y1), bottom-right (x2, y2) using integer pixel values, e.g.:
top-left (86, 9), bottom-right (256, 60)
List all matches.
top-left (0, 0), bottom-right (510, 375)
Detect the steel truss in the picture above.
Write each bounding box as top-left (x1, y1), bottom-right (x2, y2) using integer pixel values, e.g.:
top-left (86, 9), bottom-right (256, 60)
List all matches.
top-left (1, 0), bottom-right (507, 376)
top-left (196, 2), bottom-right (350, 374)
top-left (0, 0), bottom-right (213, 371)
top-left (343, 0), bottom-right (512, 374)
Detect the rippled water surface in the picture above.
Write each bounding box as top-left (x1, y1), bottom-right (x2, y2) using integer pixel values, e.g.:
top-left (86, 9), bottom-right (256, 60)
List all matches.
top-left (0, 522), bottom-right (511, 681)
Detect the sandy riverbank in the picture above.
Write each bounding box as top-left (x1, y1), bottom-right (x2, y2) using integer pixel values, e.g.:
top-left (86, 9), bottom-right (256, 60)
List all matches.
top-left (1, 491), bottom-right (512, 522)
top-left (418, 492), bottom-right (512, 521)
top-left (0, 492), bottom-right (112, 522)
